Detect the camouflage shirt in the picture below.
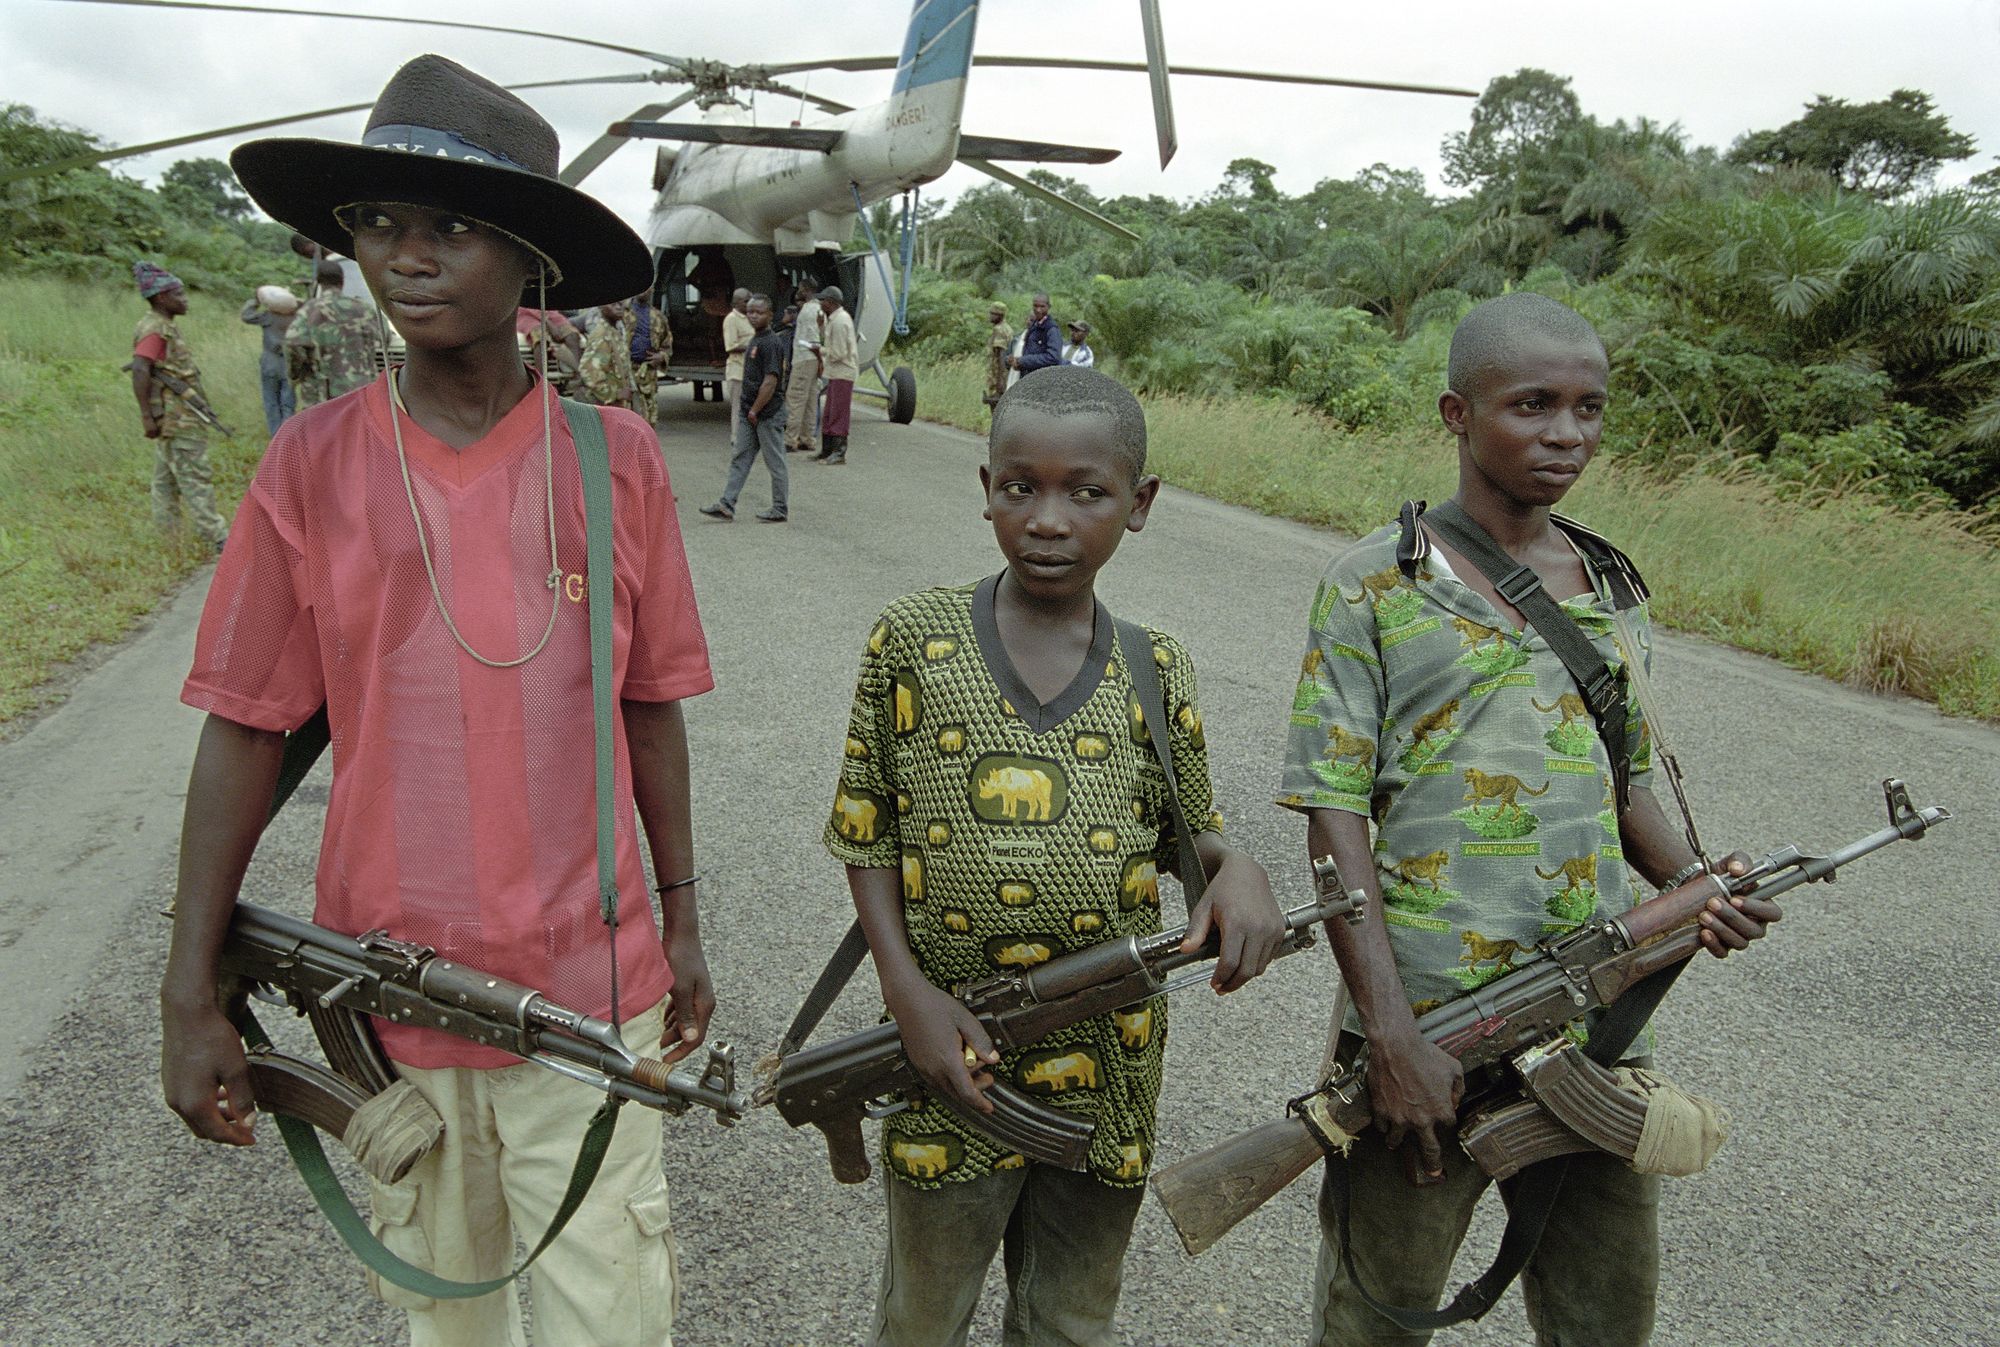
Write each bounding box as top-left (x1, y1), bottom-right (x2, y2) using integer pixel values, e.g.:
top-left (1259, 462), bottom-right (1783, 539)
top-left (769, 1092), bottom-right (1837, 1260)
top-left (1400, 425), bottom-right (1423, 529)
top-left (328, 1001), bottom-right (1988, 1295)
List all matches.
top-left (579, 317), bottom-right (633, 405)
top-left (824, 579), bottom-right (1217, 1188)
top-left (284, 293), bottom-right (381, 406)
top-left (1278, 518), bottom-right (1655, 1035)
top-left (133, 311), bottom-right (207, 439)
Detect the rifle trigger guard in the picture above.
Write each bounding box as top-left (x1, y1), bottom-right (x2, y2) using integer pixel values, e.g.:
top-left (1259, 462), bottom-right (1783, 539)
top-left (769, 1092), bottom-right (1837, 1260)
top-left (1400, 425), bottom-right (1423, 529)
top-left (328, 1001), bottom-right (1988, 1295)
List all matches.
top-left (863, 1094), bottom-right (914, 1121)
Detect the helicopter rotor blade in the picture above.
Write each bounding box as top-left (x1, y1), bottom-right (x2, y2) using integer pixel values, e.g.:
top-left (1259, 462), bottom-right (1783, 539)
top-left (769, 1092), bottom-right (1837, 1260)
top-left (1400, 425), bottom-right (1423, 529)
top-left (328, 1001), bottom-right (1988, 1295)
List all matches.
top-left (42, 0), bottom-right (689, 68)
top-left (0, 74), bottom-right (669, 186)
top-left (761, 53), bottom-right (1479, 99)
top-left (956, 136), bottom-right (1118, 165)
top-left (560, 92), bottom-right (701, 187)
top-left (1136, 0), bottom-right (1177, 168)
top-left (958, 158), bottom-right (1138, 243)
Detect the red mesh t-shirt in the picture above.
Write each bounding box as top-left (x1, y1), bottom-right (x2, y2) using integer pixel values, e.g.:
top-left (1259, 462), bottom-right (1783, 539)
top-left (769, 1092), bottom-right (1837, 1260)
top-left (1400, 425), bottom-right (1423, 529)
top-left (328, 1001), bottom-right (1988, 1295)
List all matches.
top-left (185, 374), bottom-right (713, 1068)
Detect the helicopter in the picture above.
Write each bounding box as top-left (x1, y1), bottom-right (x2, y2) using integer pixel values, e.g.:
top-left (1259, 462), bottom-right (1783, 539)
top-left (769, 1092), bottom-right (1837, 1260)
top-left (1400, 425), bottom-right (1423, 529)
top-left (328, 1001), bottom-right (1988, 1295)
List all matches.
top-left (6, 0), bottom-right (1480, 421)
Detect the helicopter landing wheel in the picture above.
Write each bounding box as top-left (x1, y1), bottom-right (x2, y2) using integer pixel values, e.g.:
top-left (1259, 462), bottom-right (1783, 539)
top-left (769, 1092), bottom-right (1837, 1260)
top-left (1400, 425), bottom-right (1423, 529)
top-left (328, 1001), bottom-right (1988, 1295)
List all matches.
top-left (887, 365), bottom-right (916, 425)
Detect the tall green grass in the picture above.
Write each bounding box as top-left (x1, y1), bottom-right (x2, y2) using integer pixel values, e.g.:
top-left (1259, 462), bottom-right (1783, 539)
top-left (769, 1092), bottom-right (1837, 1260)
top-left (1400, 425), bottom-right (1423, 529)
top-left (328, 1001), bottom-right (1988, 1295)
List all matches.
top-left (0, 276), bottom-right (265, 721)
top-left (919, 357), bottom-right (2000, 721)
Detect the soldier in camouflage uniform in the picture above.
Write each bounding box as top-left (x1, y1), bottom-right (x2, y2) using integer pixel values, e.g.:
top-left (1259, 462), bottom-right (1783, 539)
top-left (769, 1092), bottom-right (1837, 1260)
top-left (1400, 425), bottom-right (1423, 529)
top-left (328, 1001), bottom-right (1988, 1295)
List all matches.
top-left (284, 260), bottom-right (382, 407)
top-left (629, 289), bottom-right (671, 424)
top-left (578, 301), bottom-right (634, 409)
top-left (130, 261), bottom-right (229, 549)
top-left (984, 301), bottom-right (1013, 408)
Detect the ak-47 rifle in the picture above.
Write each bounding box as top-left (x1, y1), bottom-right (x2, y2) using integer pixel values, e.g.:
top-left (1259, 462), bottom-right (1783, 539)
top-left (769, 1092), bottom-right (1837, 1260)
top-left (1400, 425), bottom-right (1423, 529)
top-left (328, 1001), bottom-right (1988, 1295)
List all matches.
top-left (122, 358), bottom-right (235, 437)
top-left (222, 900), bottom-right (747, 1177)
top-left (765, 881), bottom-right (1367, 1183)
top-left (1151, 778), bottom-right (1951, 1256)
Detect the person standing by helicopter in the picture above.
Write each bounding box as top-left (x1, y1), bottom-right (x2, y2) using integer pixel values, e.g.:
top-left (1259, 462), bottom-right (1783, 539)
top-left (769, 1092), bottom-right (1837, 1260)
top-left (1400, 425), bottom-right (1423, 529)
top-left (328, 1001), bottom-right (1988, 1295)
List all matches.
top-left (984, 301), bottom-right (1013, 408)
top-left (630, 287), bottom-right (671, 424)
top-left (784, 277), bottom-right (824, 455)
top-left (580, 300), bottom-right (636, 410)
top-left (813, 285), bottom-right (859, 466)
top-left (1008, 293), bottom-right (1063, 377)
top-left (699, 294), bottom-right (790, 523)
top-left (723, 286), bottom-right (754, 440)
top-left (285, 260), bottom-right (382, 408)
top-left (240, 284), bottom-right (299, 434)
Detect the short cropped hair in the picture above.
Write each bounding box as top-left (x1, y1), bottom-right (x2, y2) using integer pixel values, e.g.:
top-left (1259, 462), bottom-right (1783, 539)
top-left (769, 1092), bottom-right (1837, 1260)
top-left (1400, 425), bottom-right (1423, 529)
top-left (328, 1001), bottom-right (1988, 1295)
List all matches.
top-left (315, 260), bottom-right (344, 286)
top-left (748, 293), bottom-right (772, 309)
top-left (989, 366), bottom-right (1147, 481)
top-left (1447, 293), bottom-right (1605, 403)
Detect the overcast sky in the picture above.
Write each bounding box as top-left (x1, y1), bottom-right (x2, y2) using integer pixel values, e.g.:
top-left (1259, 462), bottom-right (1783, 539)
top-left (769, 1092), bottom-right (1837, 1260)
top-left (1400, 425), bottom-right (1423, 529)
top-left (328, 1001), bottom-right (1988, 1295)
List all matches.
top-left (5, 0), bottom-right (1996, 233)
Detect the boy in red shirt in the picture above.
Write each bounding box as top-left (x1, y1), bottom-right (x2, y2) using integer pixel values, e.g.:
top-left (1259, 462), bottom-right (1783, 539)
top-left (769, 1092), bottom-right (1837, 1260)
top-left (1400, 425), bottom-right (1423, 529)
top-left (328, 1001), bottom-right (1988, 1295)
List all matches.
top-left (160, 56), bottom-right (712, 1346)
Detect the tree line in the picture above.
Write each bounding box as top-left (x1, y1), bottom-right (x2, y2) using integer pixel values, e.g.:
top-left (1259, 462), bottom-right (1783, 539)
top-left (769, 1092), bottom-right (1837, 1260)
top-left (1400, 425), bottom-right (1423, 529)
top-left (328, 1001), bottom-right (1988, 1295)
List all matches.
top-left (890, 72), bottom-right (2000, 513)
top-left (1, 105), bottom-right (294, 296)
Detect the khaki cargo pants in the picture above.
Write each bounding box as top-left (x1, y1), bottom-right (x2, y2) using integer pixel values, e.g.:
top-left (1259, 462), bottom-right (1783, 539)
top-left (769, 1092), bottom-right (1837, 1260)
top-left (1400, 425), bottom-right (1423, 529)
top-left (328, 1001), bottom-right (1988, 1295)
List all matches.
top-left (151, 434), bottom-right (228, 547)
top-left (365, 998), bottom-right (680, 1347)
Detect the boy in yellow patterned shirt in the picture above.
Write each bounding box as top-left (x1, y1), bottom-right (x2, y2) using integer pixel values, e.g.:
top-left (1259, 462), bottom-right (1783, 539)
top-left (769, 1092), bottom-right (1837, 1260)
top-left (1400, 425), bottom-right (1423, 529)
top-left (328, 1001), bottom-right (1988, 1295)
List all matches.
top-left (825, 366), bottom-right (1284, 1346)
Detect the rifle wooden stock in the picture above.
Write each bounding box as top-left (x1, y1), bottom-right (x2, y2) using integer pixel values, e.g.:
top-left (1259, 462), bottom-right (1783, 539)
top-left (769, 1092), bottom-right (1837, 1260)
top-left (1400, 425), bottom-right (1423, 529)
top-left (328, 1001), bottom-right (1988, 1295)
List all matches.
top-left (1150, 1116), bottom-right (1324, 1255)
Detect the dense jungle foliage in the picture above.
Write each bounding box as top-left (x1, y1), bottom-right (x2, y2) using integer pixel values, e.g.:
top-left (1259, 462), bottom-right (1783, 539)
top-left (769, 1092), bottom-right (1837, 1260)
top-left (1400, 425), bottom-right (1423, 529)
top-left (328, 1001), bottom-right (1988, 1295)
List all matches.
top-left (1, 105), bottom-right (295, 293)
top-left (883, 74), bottom-right (2000, 516)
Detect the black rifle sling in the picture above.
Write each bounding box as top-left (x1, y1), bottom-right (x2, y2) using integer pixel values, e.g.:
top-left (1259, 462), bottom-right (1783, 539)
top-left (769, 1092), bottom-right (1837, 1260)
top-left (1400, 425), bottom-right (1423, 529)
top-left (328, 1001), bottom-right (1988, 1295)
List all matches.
top-left (776, 612), bottom-right (1207, 1061)
top-left (240, 399), bottom-right (623, 1299)
top-left (1113, 618), bottom-right (1207, 909)
top-left (1419, 500), bottom-right (1635, 812)
top-left (775, 920), bottom-right (872, 1059)
top-left (267, 704), bottom-right (331, 823)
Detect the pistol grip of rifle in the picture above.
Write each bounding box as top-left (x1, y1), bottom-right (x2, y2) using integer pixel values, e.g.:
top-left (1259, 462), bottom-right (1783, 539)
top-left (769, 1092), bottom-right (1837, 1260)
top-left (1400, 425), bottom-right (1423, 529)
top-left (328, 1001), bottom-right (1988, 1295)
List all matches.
top-left (816, 1114), bottom-right (873, 1185)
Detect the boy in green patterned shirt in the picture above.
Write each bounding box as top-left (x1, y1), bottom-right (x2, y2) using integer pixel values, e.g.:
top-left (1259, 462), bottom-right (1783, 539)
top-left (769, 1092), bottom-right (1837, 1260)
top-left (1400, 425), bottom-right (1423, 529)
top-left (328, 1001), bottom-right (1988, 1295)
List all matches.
top-left (1280, 294), bottom-right (1778, 1346)
top-left (825, 366), bottom-right (1284, 1347)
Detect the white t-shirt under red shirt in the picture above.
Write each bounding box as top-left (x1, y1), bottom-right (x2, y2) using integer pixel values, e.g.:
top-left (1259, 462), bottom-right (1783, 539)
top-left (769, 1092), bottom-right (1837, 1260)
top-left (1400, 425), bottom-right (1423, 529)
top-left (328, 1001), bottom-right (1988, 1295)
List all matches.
top-left (184, 374), bottom-right (713, 1068)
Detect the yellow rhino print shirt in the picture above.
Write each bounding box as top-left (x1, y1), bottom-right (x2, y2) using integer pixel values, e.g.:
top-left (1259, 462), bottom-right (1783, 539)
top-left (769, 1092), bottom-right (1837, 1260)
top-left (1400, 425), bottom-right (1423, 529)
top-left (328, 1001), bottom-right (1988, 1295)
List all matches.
top-left (824, 578), bottom-right (1216, 1189)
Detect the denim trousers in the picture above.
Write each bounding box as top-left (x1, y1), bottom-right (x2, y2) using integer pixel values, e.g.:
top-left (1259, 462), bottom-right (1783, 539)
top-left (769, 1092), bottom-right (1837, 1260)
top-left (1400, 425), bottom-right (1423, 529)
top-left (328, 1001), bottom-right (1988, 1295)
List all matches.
top-left (721, 407), bottom-right (788, 515)
top-left (1312, 1122), bottom-right (1660, 1346)
top-left (259, 359), bottom-right (294, 435)
top-left (872, 1164), bottom-right (1144, 1347)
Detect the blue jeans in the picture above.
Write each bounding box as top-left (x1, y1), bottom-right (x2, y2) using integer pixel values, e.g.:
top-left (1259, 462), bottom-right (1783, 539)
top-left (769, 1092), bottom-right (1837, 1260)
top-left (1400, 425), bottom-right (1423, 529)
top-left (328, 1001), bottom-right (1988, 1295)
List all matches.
top-left (873, 1165), bottom-right (1144, 1347)
top-left (259, 360), bottom-right (294, 435)
top-left (721, 406), bottom-right (788, 516)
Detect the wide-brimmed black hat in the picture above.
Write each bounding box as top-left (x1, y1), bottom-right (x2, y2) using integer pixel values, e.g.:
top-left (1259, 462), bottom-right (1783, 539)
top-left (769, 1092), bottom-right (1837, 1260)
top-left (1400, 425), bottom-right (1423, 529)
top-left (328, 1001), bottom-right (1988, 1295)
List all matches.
top-left (231, 55), bottom-right (651, 308)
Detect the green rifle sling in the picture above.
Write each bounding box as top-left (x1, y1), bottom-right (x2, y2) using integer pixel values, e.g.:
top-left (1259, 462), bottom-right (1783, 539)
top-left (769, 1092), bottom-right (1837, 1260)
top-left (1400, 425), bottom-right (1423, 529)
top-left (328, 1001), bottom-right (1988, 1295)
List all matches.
top-left (235, 396), bottom-right (626, 1299)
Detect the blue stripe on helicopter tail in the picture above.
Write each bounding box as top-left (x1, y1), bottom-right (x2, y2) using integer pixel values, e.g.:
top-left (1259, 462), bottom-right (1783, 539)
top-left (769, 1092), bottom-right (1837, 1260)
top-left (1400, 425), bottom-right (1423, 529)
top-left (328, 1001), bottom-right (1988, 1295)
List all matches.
top-left (892, 0), bottom-right (979, 93)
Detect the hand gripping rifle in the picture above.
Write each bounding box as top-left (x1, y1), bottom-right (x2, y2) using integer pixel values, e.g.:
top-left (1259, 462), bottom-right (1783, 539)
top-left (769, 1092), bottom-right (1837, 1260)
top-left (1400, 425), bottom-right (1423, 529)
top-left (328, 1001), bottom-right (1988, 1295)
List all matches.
top-left (121, 359), bottom-right (235, 437)
top-left (765, 882), bottom-right (1366, 1183)
top-left (1150, 778), bottom-right (1951, 1257)
top-left (222, 900), bottom-right (748, 1180)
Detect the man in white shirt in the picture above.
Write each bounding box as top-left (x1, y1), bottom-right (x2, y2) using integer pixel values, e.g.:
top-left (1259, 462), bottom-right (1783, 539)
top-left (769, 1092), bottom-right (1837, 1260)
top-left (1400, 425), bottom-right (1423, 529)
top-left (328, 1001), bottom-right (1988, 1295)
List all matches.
top-left (723, 287), bottom-right (753, 439)
top-left (784, 277), bottom-right (824, 454)
top-left (812, 286), bottom-right (860, 465)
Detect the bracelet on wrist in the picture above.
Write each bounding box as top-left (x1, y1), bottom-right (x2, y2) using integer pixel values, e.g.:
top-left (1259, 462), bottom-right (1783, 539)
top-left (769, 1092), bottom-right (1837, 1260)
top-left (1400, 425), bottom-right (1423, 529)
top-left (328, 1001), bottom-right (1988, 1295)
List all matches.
top-left (1662, 858), bottom-right (1709, 890)
top-left (654, 874), bottom-right (699, 896)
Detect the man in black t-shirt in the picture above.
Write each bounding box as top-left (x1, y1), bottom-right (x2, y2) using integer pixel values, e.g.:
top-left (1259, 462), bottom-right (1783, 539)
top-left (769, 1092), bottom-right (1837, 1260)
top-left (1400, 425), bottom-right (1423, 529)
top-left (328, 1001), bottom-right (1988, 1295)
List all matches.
top-left (701, 293), bottom-right (791, 522)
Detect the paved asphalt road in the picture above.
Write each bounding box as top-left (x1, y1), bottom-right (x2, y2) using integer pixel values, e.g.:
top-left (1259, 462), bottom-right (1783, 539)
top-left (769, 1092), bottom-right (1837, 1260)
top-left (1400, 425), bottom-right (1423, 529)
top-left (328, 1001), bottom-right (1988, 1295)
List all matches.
top-left (0, 388), bottom-right (1994, 1347)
